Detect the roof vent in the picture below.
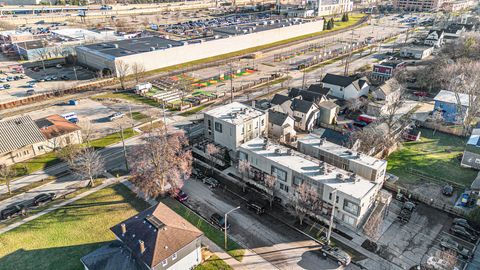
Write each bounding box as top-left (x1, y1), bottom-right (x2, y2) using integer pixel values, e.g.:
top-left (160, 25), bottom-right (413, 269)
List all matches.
top-left (121, 223), bottom-right (127, 235)
top-left (150, 47), bottom-right (156, 51)
top-left (286, 149), bottom-right (293, 155)
top-left (139, 240), bottom-right (146, 254)
top-left (336, 173), bottom-right (345, 181)
top-left (274, 148), bottom-right (281, 154)
top-left (112, 43), bottom-right (118, 48)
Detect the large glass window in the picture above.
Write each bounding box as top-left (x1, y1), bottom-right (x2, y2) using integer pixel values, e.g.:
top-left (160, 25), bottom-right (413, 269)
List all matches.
top-left (214, 122), bottom-right (222, 133)
top-left (343, 200), bottom-right (360, 216)
top-left (239, 152), bottom-right (248, 161)
top-left (293, 176), bottom-right (303, 186)
top-left (271, 166), bottom-right (287, 182)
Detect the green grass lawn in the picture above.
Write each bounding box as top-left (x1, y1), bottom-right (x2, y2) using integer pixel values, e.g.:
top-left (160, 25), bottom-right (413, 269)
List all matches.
top-left (11, 152), bottom-right (61, 177)
top-left (0, 184), bottom-right (149, 270)
top-left (195, 255), bottom-right (233, 270)
top-left (161, 197), bottom-right (245, 261)
top-left (130, 111), bottom-right (151, 122)
top-left (92, 92), bottom-right (161, 107)
top-left (387, 128), bottom-right (478, 187)
top-left (89, 128), bottom-right (139, 149)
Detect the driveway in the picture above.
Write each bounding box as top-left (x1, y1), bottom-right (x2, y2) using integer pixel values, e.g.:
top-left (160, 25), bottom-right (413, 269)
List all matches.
top-left (182, 179), bottom-right (360, 270)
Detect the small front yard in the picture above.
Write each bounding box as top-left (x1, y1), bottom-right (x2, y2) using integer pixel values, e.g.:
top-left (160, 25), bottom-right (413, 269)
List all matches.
top-left (89, 128), bottom-right (138, 149)
top-left (195, 255), bottom-right (233, 270)
top-left (387, 128), bottom-right (478, 187)
top-left (0, 184), bottom-right (149, 270)
top-left (161, 197), bottom-right (245, 261)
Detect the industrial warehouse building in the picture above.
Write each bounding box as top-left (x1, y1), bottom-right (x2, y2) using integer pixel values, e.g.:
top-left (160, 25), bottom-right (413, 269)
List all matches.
top-left (75, 19), bottom-right (324, 76)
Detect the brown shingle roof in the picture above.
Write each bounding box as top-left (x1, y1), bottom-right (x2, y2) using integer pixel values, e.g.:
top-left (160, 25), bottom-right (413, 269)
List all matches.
top-left (35, 114), bottom-right (81, 140)
top-left (111, 203), bottom-right (202, 268)
top-left (0, 115), bottom-right (46, 155)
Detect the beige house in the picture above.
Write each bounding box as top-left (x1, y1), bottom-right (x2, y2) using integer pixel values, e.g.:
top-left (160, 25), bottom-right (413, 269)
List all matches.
top-left (0, 115), bottom-right (82, 166)
top-left (268, 110), bottom-right (296, 143)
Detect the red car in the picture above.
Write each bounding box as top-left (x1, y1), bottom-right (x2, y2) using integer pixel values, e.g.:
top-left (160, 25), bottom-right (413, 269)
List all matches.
top-left (413, 91), bottom-right (428, 97)
top-left (357, 114), bottom-right (377, 124)
top-left (174, 190), bottom-right (188, 202)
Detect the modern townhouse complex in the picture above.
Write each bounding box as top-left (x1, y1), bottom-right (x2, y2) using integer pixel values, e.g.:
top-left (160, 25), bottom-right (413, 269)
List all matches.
top-left (204, 102), bottom-right (267, 151)
top-left (239, 137), bottom-right (380, 228)
top-left (297, 134), bottom-right (388, 183)
top-left (393, 0), bottom-right (443, 11)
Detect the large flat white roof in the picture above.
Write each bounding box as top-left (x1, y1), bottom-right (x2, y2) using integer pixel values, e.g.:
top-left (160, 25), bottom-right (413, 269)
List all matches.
top-left (298, 134), bottom-right (387, 170)
top-left (434, 90), bottom-right (471, 107)
top-left (240, 138), bottom-right (376, 200)
top-left (204, 102), bottom-right (265, 125)
top-left (51, 28), bottom-right (118, 42)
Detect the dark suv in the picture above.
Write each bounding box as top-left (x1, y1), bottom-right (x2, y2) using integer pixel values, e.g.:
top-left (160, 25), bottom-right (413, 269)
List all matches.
top-left (210, 213), bottom-right (230, 231)
top-left (33, 193), bottom-right (55, 206)
top-left (246, 200), bottom-right (266, 215)
top-left (1, 204), bottom-right (26, 220)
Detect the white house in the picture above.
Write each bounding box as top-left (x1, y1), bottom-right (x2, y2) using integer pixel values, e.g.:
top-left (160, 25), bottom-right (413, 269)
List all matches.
top-left (270, 94), bottom-right (320, 131)
top-left (321, 73), bottom-right (370, 100)
top-left (239, 138), bottom-right (380, 228)
top-left (268, 109), bottom-right (297, 143)
top-left (204, 102), bottom-right (267, 151)
top-left (424, 29), bottom-right (444, 47)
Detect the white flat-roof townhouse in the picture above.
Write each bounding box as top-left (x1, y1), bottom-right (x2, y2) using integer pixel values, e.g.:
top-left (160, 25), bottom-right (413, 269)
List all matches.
top-left (204, 102), bottom-right (267, 151)
top-left (297, 134), bottom-right (388, 184)
top-left (239, 138), bottom-right (380, 228)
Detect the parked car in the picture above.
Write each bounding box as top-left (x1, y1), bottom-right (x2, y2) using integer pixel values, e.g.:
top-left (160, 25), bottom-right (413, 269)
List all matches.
top-left (321, 244), bottom-right (351, 266)
top-left (0, 78), bottom-right (7, 82)
top-left (440, 237), bottom-right (471, 259)
top-left (203, 177), bottom-right (219, 189)
top-left (109, 112), bottom-right (125, 121)
top-left (26, 89), bottom-right (35, 96)
top-left (174, 190), bottom-right (188, 202)
top-left (56, 64), bottom-right (62, 69)
top-left (246, 200), bottom-right (266, 215)
top-left (0, 204), bottom-right (26, 220)
top-left (191, 170), bottom-right (206, 181)
top-left (453, 218), bottom-right (477, 235)
top-left (442, 184), bottom-right (454, 197)
top-left (33, 193), bottom-right (55, 206)
top-left (397, 201), bottom-right (415, 224)
top-left (450, 225), bottom-right (478, 243)
top-left (6, 76), bottom-right (14, 81)
top-left (210, 212), bottom-right (230, 231)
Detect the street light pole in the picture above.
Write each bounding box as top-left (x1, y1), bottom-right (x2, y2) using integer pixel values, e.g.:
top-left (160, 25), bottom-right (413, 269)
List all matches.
top-left (326, 189), bottom-right (337, 245)
top-left (225, 206), bottom-right (241, 249)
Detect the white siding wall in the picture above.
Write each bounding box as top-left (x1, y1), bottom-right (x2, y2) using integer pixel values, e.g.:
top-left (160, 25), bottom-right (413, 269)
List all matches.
top-left (167, 247), bottom-right (202, 270)
top-left (108, 20), bottom-right (325, 76)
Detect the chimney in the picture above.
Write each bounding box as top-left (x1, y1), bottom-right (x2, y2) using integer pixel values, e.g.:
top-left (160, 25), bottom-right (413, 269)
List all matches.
top-left (139, 240), bottom-right (145, 254)
top-left (121, 223), bottom-right (126, 235)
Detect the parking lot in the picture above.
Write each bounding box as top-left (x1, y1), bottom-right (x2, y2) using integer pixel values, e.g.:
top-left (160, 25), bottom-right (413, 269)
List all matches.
top-left (0, 62), bottom-right (95, 103)
top-left (375, 199), bottom-right (477, 269)
top-left (182, 178), bottom-right (363, 270)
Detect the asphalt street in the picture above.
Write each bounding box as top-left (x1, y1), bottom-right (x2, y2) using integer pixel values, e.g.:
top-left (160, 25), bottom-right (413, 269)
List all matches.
top-left (182, 178), bottom-right (362, 270)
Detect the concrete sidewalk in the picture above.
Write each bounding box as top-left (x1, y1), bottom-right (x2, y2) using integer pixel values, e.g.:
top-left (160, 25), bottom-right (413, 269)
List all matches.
top-left (0, 177), bottom-right (121, 235)
top-left (120, 179), bottom-right (278, 270)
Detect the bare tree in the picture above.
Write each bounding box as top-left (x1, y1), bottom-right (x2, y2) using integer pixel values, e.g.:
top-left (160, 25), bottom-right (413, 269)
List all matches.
top-left (69, 147), bottom-right (105, 187)
top-left (264, 174), bottom-right (277, 207)
top-left (131, 62), bottom-right (146, 84)
top-left (0, 165), bottom-right (14, 195)
top-left (116, 60), bottom-right (130, 90)
top-left (429, 109), bottom-right (444, 136)
top-left (350, 123), bottom-right (389, 155)
top-left (129, 125), bottom-right (192, 198)
top-left (238, 159), bottom-right (250, 192)
top-left (206, 143), bottom-right (220, 173)
top-left (290, 183), bottom-right (320, 225)
top-left (441, 60), bottom-right (480, 135)
top-left (346, 98), bottom-right (365, 112)
top-left (177, 73), bottom-right (194, 106)
top-left (57, 144), bottom-right (82, 165)
top-left (435, 250), bottom-right (457, 270)
top-left (363, 207), bottom-right (383, 240)
top-left (442, 32), bottom-right (480, 60)
top-left (381, 81), bottom-right (405, 142)
top-left (78, 120), bottom-right (95, 146)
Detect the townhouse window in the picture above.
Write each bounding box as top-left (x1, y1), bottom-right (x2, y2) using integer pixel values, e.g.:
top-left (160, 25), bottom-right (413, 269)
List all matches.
top-left (162, 259), bottom-right (168, 266)
top-left (172, 253), bottom-right (177, 260)
top-left (208, 120), bottom-right (212, 130)
top-left (271, 166), bottom-right (287, 182)
top-left (214, 122), bottom-right (222, 133)
top-left (329, 192), bottom-right (339, 203)
top-left (293, 176), bottom-right (303, 186)
top-left (38, 146), bottom-right (44, 151)
top-left (239, 151), bottom-right (248, 161)
top-left (280, 183), bottom-right (289, 193)
top-left (241, 126), bottom-right (244, 135)
top-left (343, 200), bottom-right (360, 216)
top-left (261, 119), bottom-right (265, 126)
top-left (343, 214), bottom-right (355, 226)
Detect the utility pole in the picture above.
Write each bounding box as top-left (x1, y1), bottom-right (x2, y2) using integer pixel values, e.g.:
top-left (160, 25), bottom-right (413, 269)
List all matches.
top-left (119, 125), bottom-right (129, 172)
top-left (225, 206), bottom-right (240, 249)
top-left (326, 189), bottom-right (337, 245)
top-left (301, 68), bottom-right (307, 89)
top-left (229, 62), bottom-right (234, 103)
